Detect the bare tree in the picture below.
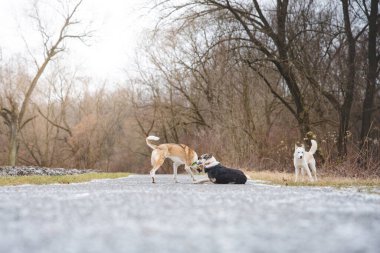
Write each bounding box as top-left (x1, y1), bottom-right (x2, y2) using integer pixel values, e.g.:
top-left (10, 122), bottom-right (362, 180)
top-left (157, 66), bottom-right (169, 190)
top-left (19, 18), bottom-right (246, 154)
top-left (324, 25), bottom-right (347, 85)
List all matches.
top-left (0, 0), bottom-right (91, 166)
top-left (18, 64), bottom-right (76, 167)
top-left (155, 0), bottom-right (340, 138)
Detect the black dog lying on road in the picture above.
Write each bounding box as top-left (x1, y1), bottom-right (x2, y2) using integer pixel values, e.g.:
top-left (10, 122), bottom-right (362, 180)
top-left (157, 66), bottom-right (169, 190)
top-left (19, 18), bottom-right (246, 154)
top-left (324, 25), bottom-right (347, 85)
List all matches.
top-left (195, 154), bottom-right (247, 184)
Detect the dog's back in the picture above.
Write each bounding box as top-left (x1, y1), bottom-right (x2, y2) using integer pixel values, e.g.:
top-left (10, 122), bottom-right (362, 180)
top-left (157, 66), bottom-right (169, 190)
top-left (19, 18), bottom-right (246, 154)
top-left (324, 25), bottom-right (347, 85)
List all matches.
top-left (206, 164), bottom-right (247, 184)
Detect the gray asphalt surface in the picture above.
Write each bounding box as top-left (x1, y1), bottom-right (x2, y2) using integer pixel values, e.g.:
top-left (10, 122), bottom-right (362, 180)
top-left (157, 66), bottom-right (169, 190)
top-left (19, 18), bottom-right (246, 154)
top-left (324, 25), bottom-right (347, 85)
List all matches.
top-left (0, 174), bottom-right (380, 253)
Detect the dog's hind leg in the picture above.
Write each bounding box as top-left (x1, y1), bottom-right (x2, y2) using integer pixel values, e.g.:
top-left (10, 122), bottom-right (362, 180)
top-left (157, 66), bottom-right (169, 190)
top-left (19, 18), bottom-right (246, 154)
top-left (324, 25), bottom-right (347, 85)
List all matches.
top-left (173, 162), bottom-right (181, 183)
top-left (303, 163), bottom-right (314, 182)
top-left (309, 160), bottom-right (317, 181)
top-left (150, 150), bottom-right (165, 183)
top-left (150, 164), bottom-right (162, 183)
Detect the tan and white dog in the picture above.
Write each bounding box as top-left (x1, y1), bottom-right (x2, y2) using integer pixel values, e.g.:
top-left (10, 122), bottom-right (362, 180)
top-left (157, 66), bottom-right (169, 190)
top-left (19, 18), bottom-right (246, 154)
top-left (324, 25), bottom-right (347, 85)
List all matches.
top-left (146, 136), bottom-right (198, 183)
top-left (294, 140), bottom-right (318, 182)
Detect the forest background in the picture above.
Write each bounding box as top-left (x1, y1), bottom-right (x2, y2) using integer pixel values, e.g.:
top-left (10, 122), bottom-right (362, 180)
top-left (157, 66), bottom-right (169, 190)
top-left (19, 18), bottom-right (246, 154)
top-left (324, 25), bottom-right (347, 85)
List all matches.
top-left (0, 0), bottom-right (379, 177)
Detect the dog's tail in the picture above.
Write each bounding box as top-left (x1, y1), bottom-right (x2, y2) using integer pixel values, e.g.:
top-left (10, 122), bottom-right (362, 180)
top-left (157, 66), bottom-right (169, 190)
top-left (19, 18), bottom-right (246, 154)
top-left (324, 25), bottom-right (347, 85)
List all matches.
top-left (309, 140), bottom-right (317, 155)
top-left (146, 136), bottom-right (160, 149)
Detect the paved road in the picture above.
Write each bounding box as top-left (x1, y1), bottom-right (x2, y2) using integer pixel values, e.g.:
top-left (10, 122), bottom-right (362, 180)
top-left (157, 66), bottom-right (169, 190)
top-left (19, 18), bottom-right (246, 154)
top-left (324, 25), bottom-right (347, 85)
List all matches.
top-left (0, 174), bottom-right (379, 253)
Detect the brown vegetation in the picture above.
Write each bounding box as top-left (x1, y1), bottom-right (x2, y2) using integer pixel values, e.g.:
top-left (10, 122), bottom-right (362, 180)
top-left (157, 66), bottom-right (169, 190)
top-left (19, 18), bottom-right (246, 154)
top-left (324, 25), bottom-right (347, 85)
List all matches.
top-left (0, 173), bottom-right (130, 186)
top-left (247, 171), bottom-right (380, 188)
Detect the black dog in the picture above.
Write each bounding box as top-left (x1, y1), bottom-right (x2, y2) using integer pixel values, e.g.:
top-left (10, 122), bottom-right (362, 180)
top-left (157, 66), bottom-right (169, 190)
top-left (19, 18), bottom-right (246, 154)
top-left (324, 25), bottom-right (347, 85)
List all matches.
top-left (196, 154), bottom-right (247, 184)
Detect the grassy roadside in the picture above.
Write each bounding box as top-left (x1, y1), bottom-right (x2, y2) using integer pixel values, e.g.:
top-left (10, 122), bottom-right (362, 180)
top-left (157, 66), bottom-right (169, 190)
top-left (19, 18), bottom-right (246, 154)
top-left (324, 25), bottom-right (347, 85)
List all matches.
top-left (0, 172), bottom-right (130, 186)
top-left (247, 171), bottom-right (380, 188)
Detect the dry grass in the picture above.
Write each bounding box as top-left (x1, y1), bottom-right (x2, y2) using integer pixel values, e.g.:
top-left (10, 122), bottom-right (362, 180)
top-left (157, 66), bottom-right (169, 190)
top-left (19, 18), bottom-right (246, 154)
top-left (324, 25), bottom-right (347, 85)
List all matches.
top-left (247, 170), bottom-right (380, 188)
top-left (0, 172), bottom-right (130, 186)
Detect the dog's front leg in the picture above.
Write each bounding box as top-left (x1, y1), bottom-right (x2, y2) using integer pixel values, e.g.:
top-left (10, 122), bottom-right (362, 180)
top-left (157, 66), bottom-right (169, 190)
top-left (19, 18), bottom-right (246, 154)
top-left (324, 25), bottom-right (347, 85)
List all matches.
top-left (193, 178), bottom-right (210, 184)
top-left (184, 165), bottom-right (196, 182)
top-left (309, 161), bottom-right (318, 181)
top-left (294, 167), bottom-right (299, 182)
top-left (300, 168), bottom-right (305, 182)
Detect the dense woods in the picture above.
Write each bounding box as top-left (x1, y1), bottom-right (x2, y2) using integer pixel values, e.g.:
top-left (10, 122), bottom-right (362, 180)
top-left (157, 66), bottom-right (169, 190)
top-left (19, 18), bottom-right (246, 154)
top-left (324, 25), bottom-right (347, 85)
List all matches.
top-left (1, 0), bottom-right (379, 176)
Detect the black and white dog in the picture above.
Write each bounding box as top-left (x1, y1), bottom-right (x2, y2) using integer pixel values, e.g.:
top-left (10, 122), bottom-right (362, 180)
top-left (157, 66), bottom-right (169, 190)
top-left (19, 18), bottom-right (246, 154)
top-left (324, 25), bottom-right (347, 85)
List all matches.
top-left (194, 154), bottom-right (247, 184)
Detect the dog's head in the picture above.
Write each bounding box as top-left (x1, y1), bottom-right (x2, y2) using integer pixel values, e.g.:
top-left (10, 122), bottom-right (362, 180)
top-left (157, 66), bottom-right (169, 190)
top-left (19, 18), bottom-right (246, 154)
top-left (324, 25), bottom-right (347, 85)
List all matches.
top-left (294, 144), bottom-right (305, 159)
top-left (197, 153), bottom-right (218, 171)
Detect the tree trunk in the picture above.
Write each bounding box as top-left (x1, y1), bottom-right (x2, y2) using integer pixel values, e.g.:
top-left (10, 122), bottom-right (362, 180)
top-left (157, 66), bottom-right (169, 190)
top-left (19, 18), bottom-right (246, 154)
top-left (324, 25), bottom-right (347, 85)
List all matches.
top-left (298, 110), bottom-right (311, 138)
top-left (337, 110), bottom-right (349, 157)
top-left (360, 0), bottom-right (379, 148)
top-left (275, 0), bottom-right (311, 138)
top-left (274, 61), bottom-right (311, 137)
top-left (338, 0), bottom-right (356, 157)
top-left (8, 121), bottom-right (19, 166)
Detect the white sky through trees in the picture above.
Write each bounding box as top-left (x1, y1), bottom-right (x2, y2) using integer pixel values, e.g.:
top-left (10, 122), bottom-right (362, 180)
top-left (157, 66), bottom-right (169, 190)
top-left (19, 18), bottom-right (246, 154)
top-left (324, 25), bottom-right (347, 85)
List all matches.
top-left (0, 0), bottom-right (156, 84)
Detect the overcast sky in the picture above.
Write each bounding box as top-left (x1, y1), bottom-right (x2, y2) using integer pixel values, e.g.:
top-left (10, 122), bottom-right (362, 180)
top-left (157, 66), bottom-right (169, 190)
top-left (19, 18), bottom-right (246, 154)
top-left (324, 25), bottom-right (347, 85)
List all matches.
top-left (0, 0), bottom-right (157, 84)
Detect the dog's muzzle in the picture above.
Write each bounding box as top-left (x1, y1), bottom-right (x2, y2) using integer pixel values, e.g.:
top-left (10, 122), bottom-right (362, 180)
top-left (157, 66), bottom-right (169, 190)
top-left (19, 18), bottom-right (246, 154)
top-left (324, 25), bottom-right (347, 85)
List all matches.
top-left (195, 161), bottom-right (204, 173)
top-left (191, 161), bottom-right (203, 173)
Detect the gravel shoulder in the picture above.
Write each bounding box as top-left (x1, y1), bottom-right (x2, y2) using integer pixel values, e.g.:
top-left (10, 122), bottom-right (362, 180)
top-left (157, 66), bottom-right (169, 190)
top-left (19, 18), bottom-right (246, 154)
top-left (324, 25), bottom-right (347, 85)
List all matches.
top-left (1, 174), bottom-right (379, 253)
top-left (0, 166), bottom-right (97, 176)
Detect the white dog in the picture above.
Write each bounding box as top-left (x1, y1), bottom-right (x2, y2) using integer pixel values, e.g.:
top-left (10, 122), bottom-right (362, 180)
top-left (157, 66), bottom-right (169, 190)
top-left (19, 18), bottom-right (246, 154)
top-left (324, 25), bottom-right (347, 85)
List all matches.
top-left (146, 136), bottom-right (198, 183)
top-left (294, 140), bottom-right (318, 182)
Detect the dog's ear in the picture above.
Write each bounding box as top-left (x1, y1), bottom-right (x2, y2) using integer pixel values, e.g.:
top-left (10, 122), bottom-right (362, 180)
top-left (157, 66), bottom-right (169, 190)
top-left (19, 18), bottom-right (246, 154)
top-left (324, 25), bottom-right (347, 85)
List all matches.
top-left (294, 144), bottom-right (298, 150)
top-left (301, 144), bottom-right (305, 148)
top-left (200, 154), bottom-right (209, 159)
